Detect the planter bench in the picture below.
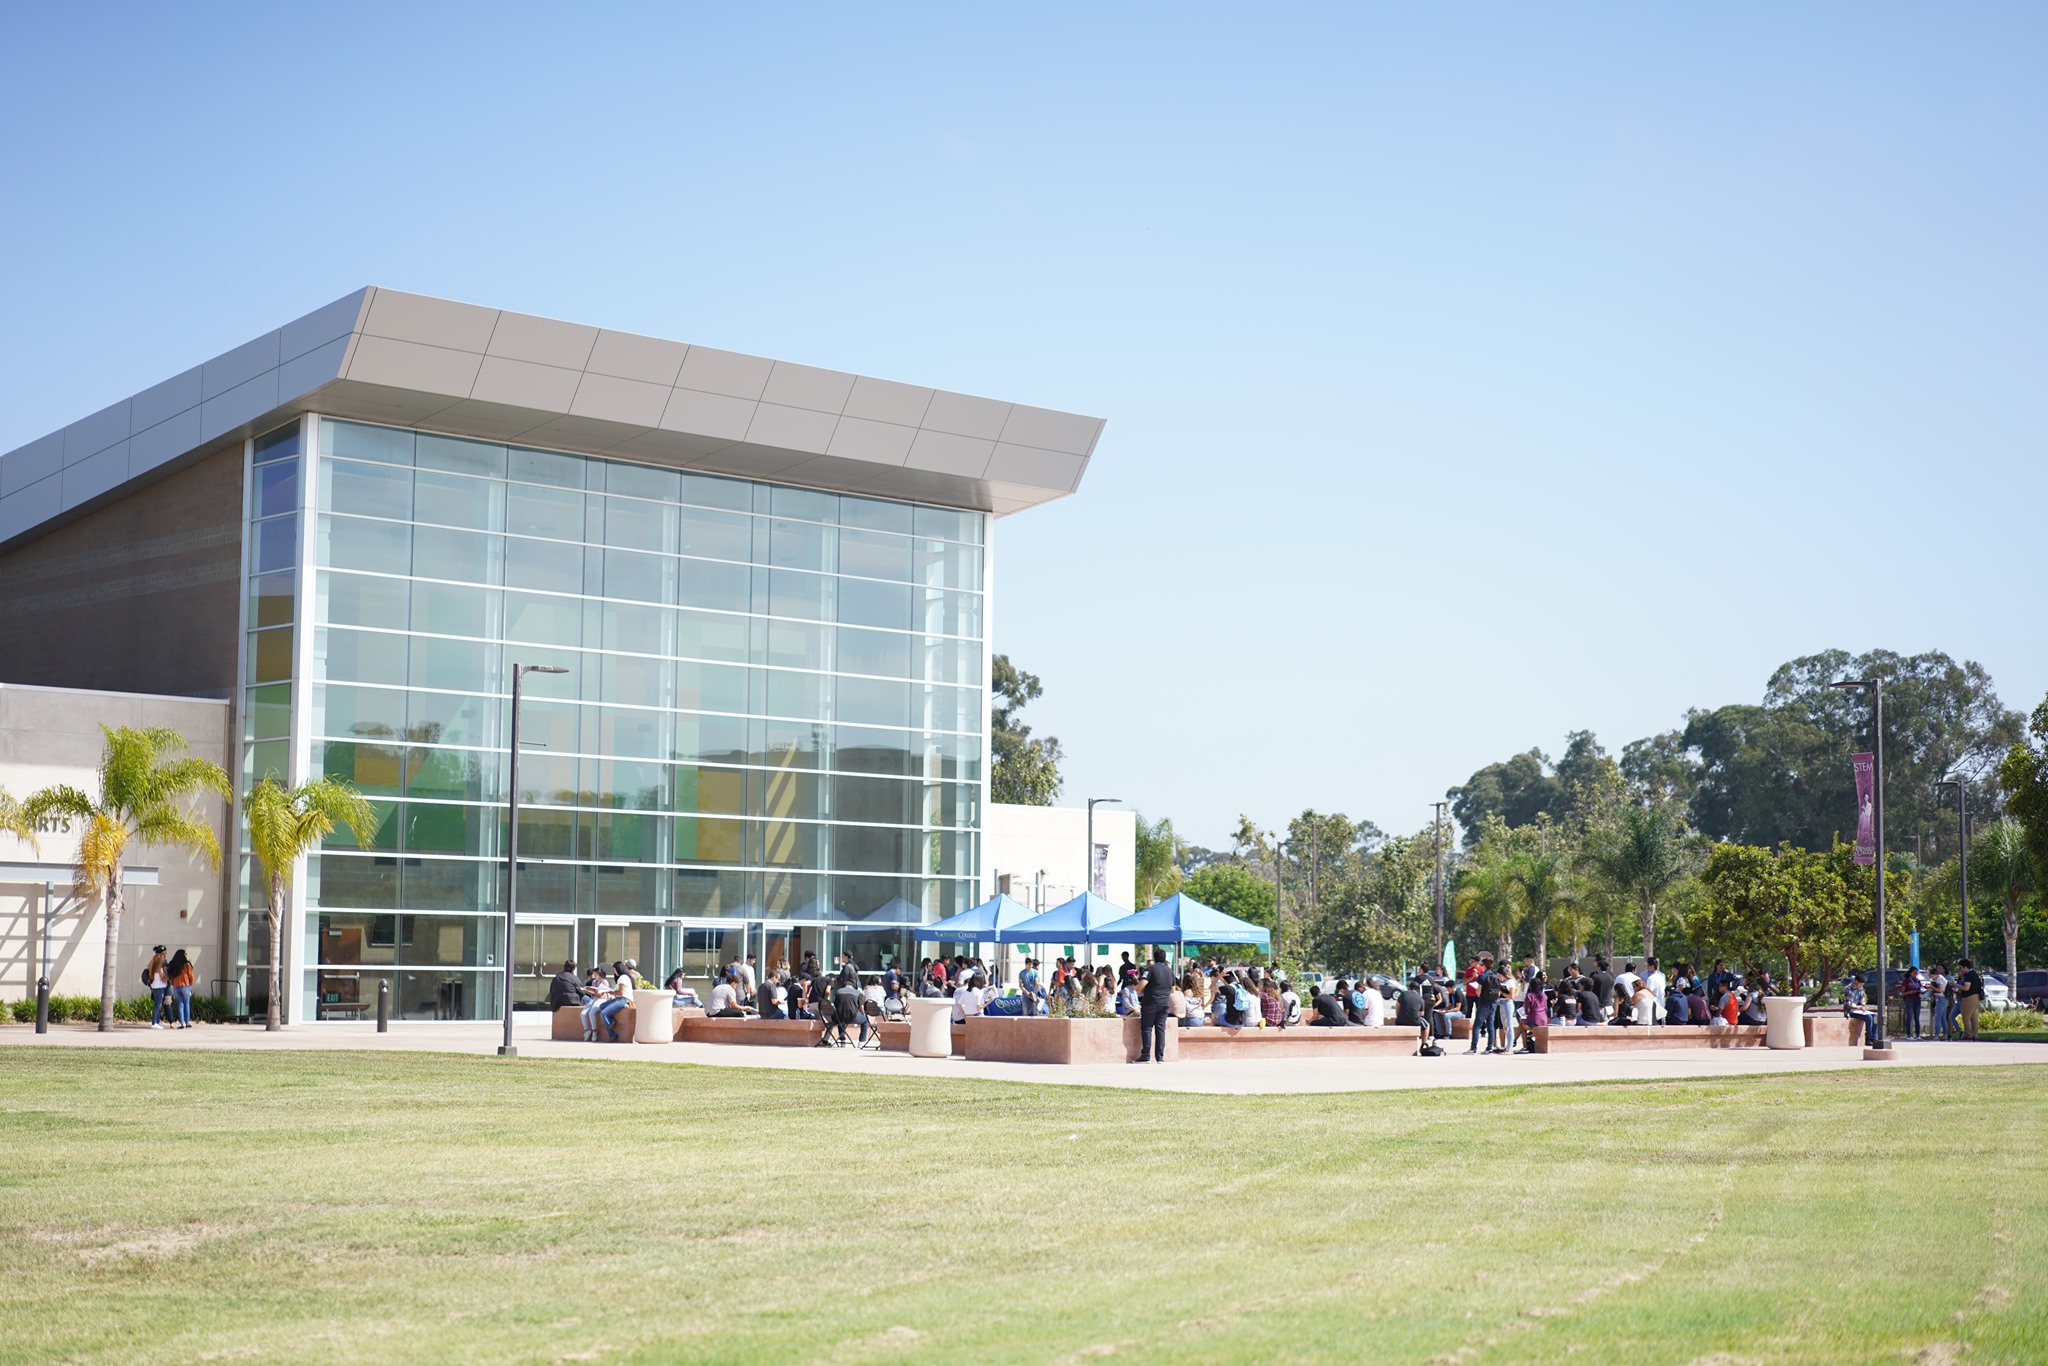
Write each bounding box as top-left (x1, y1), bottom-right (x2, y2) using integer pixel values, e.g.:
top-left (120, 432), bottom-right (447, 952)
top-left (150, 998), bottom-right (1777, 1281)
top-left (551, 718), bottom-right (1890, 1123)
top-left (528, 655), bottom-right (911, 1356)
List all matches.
top-left (550, 1004), bottom-right (697, 1042)
top-left (962, 1014), bottom-right (1177, 1064)
top-left (1175, 1023), bottom-right (1425, 1059)
top-left (1530, 1016), bottom-right (1864, 1053)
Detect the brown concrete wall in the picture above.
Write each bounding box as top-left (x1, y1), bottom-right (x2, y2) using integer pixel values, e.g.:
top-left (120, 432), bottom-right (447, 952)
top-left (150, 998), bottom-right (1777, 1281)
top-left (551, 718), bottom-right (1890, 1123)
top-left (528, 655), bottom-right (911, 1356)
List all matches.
top-left (0, 448), bottom-right (244, 698)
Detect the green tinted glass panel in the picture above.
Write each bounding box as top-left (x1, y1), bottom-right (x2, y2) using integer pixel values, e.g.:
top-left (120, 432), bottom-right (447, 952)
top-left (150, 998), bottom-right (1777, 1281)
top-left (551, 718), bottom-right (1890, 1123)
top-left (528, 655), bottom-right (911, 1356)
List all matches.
top-left (839, 495), bottom-right (914, 535)
top-left (505, 538), bottom-right (582, 593)
top-left (414, 469), bottom-right (502, 531)
top-left (504, 591), bottom-right (581, 647)
top-left (322, 421), bottom-right (414, 465)
top-left (244, 684), bottom-right (292, 742)
top-left (321, 572), bottom-right (409, 629)
top-left (416, 433), bottom-right (505, 477)
top-left (413, 526), bottom-right (500, 585)
top-left (322, 459), bottom-right (412, 520)
top-left (678, 559), bottom-right (749, 613)
top-left (410, 580), bottom-right (492, 638)
top-left (678, 507), bottom-right (750, 561)
top-left (411, 635), bottom-right (498, 692)
top-left (321, 515), bottom-right (410, 572)
top-left (506, 483), bottom-right (583, 541)
top-left (914, 504), bottom-right (981, 544)
top-left (681, 472), bottom-right (750, 512)
top-left (321, 628), bottom-right (407, 686)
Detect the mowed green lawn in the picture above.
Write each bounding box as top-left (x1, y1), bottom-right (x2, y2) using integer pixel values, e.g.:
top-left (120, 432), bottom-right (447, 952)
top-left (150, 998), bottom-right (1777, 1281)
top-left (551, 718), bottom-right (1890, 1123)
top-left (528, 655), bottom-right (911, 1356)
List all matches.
top-left (0, 1052), bottom-right (2042, 1365)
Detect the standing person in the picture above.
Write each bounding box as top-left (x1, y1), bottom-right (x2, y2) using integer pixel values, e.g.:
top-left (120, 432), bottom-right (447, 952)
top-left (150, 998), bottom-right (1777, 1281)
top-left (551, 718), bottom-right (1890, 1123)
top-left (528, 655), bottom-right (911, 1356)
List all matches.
top-left (1898, 967), bottom-right (1922, 1039)
top-left (1138, 958), bottom-right (1171, 1064)
top-left (1928, 964), bottom-right (1952, 1040)
top-left (1492, 970), bottom-right (1515, 1052)
top-left (1591, 957), bottom-right (1616, 1013)
top-left (1017, 957), bottom-right (1041, 1016)
top-left (1520, 968), bottom-right (1550, 1051)
top-left (166, 949), bottom-right (197, 1029)
top-left (1955, 959), bottom-right (1986, 1040)
top-left (1644, 957), bottom-right (1667, 1024)
top-left (145, 945), bottom-right (171, 1029)
top-left (1469, 956), bottom-right (1500, 1053)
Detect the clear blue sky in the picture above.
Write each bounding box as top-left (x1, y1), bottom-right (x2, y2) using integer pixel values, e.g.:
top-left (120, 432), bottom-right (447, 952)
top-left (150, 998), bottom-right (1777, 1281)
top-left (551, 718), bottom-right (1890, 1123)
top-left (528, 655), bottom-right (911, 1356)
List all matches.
top-left (5, 3), bottom-right (2043, 848)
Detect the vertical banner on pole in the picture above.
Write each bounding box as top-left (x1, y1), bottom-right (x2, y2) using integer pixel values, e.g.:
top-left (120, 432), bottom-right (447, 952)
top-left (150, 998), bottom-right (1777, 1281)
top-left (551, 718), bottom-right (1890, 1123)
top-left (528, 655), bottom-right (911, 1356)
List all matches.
top-left (1852, 752), bottom-right (1877, 865)
top-left (1090, 843), bottom-right (1109, 897)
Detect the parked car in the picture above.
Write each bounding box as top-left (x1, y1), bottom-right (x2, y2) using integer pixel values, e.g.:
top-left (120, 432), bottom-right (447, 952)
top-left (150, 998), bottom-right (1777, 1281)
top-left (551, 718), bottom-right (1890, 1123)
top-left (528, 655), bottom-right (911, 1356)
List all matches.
top-left (2014, 969), bottom-right (2048, 1009)
top-left (1981, 972), bottom-right (2013, 1009)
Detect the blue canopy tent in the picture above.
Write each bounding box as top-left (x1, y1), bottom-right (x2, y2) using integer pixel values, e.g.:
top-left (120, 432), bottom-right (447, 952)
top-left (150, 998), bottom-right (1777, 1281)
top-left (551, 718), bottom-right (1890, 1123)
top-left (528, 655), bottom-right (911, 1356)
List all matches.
top-left (919, 893), bottom-right (1036, 941)
top-left (1091, 892), bottom-right (1272, 953)
top-left (995, 891), bottom-right (1131, 946)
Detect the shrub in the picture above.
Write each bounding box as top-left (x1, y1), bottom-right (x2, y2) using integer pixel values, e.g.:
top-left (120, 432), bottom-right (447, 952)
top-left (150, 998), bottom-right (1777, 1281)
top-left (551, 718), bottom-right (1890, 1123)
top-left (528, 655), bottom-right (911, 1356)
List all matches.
top-left (7, 998), bottom-right (33, 1024)
top-left (6, 994), bottom-right (234, 1024)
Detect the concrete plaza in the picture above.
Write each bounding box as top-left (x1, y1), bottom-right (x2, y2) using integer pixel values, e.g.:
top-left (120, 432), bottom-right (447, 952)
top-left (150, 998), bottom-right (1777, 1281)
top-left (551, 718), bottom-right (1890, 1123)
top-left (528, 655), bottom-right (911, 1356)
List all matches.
top-left (3, 1017), bottom-right (2040, 1094)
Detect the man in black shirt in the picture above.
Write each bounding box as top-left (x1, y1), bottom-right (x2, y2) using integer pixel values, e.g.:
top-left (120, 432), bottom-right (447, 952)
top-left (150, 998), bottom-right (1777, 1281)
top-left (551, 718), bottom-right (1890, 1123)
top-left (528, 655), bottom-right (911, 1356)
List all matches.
top-left (1956, 958), bottom-right (1986, 1040)
top-left (1470, 956), bottom-right (1502, 1053)
top-left (1135, 949), bottom-right (1176, 1062)
top-left (1395, 982), bottom-right (1425, 1028)
top-left (545, 960), bottom-right (584, 1010)
top-left (1311, 989), bottom-right (1349, 1025)
top-left (1591, 956), bottom-right (1616, 1014)
top-left (1575, 982), bottom-right (1604, 1023)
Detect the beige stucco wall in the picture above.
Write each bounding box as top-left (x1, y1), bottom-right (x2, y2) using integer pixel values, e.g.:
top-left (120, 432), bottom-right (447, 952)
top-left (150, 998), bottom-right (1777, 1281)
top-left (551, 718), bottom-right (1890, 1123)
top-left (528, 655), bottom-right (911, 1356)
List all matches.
top-left (0, 683), bottom-right (232, 1005)
top-left (984, 802), bottom-right (1136, 972)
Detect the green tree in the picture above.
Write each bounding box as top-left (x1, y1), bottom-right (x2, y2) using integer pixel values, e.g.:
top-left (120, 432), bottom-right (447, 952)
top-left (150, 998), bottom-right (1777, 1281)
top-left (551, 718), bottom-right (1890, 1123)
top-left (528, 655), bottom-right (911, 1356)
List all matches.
top-left (0, 787), bottom-right (33, 843)
top-left (990, 655), bottom-right (1063, 805)
top-left (1999, 692), bottom-right (2048, 900)
top-left (1447, 749), bottom-right (1561, 845)
top-left (1578, 801), bottom-right (1694, 957)
top-left (1132, 811), bottom-right (1185, 908)
top-left (1687, 649), bottom-right (2022, 855)
top-left (245, 775), bottom-right (379, 1030)
top-left (1691, 842), bottom-right (1889, 991)
top-left (1315, 829), bottom-right (1440, 971)
top-left (1508, 846), bottom-right (1575, 971)
top-left (1453, 843), bottom-right (1524, 962)
top-left (1181, 863), bottom-right (1277, 933)
top-left (21, 726), bottom-right (231, 1031)
top-left (1965, 818), bottom-right (2038, 996)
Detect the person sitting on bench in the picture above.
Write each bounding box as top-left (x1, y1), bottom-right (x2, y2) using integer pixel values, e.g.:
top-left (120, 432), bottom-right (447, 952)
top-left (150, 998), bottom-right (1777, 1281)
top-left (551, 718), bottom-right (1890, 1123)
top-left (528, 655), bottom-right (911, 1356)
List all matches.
top-left (705, 968), bottom-right (747, 1019)
top-left (1310, 986), bottom-right (1349, 1026)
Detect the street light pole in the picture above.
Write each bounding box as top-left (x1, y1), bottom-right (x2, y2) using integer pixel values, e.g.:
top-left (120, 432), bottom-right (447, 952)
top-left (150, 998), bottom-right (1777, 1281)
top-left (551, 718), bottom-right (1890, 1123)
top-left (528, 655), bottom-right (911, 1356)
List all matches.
top-left (501, 662), bottom-right (568, 1058)
top-left (1430, 801), bottom-right (1448, 968)
top-left (1831, 678), bottom-right (1886, 1050)
top-left (1936, 778), bottom-right (1969, 961)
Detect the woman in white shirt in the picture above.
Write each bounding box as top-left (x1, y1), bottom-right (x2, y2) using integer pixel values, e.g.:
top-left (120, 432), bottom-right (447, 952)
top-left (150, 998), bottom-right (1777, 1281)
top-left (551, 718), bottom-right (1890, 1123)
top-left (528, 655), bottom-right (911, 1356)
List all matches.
top-left (952, 974), bottom-right (986, 1023)
top-left (1359, 977), bottom-right (1386, 1027)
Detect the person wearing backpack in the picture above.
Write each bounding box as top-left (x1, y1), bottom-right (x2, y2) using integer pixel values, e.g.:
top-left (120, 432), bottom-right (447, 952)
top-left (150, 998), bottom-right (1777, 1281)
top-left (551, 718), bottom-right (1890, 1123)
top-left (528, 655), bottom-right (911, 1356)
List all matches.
top-left (144, 946), bottom-right (171, 1029)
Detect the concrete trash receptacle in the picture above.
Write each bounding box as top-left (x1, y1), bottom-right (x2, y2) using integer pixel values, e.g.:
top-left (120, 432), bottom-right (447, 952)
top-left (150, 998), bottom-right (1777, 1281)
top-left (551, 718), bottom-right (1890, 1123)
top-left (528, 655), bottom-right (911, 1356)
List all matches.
top-left (1763, 995), bottom-right (1807, 1050)
top-left (905, 997), bottom-right (954, 1057)
top-left (634, 989), bottom-right (673, 1043)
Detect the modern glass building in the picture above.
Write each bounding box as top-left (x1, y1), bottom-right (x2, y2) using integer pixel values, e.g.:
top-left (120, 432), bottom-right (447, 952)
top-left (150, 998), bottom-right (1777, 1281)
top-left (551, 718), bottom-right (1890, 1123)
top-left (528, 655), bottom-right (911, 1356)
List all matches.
top-left (0, 289), bottom-right (1102, 1022)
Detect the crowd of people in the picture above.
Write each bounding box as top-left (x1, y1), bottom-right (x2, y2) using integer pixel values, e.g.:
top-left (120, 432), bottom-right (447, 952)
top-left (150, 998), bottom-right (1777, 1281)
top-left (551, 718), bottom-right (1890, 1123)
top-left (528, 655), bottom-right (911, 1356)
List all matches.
top-left (542, 945), bottom-right (1996, 1051)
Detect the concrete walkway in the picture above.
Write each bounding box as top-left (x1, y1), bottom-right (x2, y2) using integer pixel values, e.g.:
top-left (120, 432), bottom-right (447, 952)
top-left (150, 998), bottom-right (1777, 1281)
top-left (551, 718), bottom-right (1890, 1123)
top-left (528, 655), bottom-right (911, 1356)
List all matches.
top-left (4, 1017), bottom-right (2042, 1094)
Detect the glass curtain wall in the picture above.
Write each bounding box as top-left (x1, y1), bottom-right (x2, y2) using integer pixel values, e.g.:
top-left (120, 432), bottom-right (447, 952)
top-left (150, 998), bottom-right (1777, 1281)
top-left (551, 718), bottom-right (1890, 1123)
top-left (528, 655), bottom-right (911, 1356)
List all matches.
top-left (285, 417), bottom-right (985, 1019)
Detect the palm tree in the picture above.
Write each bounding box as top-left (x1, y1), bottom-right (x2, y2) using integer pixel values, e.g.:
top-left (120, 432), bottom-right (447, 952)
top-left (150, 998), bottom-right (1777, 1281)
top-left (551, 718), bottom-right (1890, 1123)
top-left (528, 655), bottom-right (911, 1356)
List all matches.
top-left (1579, 803), bottom-right (1692, 957)
top-left (1454, 854), bottom-right (1524, 962)
top-left (1132, 812), bottom-right (1185, 908)
top-left (22, 727), bottom-right (230, 1031)
top-left (0, 788), bottom-right (33, 843)
top-left (1967, 818), bottom-right (2038, 1000)
top-left (1508, 848), bottom-right (1574, 971)
top-left (245, 775), bottom-right (378, 1030)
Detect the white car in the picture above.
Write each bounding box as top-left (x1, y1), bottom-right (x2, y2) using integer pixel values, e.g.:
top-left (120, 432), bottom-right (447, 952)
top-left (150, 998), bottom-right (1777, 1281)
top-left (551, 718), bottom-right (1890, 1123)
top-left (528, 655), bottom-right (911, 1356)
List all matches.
top-left (1982, 973), bottom-right (2014, 1009)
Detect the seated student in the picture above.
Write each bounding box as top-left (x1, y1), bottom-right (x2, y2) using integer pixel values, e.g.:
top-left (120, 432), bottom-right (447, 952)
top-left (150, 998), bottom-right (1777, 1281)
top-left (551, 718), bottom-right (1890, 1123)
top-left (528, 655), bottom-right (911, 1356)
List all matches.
top-left (594, 961), bottom-right (640, 1041)
top-left (1115, 981), bottom-right (1140, 1016)
top-left (758, 974), bottom-right (789, 1020)
top-left (1278, 977), bottom-right (1303, 1026)
top-left (578, 967), bottom-right (609, 1040)
top-left (952, 973), bottom-right (986, 1023)
top-left (1260, 981), bottom-right (1285, 1027)
top-left (665, 968), bottom-right (703, 1009)
top-left (1842, 977), bottom-right (1877, 1039)
top-left (1611, 982), bottom-right (1637, 1026)
top-left (1169, 977), bottom-right (1192, 1026)
top-left (1685, 987), bottom-right (1710, 1024)
top-left (705, 970), bottom-right (747, 1019)
top-left (1737, 991), bottom-right (1769, 1026)
top-left (1357, 977), bottom-right (1386, 1027)
top-left (1310, 987), bottom-right (1350, 1026)
top-left (1558, 998), bottom-right (1585, 1026)
top-left (824, 976), bottom-right (874, 1046)
top-left (1665, 985), bottom-right (1689, 1024)
top-left (1574, 980), bottom-right (1606, 1024)
top-left (1395, 980), bottom-right (1426, 1028)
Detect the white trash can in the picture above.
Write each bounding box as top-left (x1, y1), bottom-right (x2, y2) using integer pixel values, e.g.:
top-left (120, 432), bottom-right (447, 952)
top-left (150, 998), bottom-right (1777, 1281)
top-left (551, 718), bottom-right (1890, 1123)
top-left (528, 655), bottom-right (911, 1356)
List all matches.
top-left (905, 997), bottom-right (954, 1057)
top-left (634, 989), bottom-right (674, 1044)
top-left (1763, 995), bottom-right (1807, 1050)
